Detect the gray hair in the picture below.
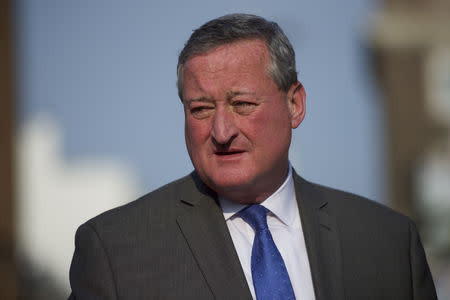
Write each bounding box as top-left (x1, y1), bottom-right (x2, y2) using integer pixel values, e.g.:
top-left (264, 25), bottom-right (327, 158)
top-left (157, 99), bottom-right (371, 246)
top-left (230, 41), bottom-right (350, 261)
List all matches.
top-left (177, 13), bottom-right (297, 100)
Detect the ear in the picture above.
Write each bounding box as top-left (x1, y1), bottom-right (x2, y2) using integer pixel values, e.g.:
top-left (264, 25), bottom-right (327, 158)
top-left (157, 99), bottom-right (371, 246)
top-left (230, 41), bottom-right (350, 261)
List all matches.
top-left (287, 81), bottom-right (306, 129)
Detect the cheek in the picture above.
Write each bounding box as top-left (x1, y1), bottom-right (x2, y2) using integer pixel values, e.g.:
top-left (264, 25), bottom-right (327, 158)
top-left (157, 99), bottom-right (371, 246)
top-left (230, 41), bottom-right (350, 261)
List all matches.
top-left (185, 119), bottom-right (211, 151)
top-left (244, 106), bottom-right (292, 157)
top-left (250, 105), bottom-right (291, 135)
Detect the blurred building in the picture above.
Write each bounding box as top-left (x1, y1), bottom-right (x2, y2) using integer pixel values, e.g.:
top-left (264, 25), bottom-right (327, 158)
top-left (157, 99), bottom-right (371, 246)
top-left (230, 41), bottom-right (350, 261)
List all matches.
top-left (0, 0), bottom-right (16, 299)
top-left (371, 0), bottom-right (450, 297)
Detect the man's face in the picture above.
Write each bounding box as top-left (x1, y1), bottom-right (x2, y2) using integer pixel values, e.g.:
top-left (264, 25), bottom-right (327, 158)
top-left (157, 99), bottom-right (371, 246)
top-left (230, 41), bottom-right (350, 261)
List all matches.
top-left (181, 39), bottom-right (305, 203)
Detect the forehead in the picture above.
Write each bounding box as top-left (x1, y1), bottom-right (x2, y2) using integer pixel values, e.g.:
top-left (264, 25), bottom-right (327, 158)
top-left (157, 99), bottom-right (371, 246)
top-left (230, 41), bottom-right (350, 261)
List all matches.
top-left (183, 39), bottom-right (270, 76)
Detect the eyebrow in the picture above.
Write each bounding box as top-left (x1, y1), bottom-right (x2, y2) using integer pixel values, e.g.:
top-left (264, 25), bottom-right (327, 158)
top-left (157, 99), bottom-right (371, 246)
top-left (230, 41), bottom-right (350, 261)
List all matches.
top-left (186, 97), bottom-right (214, 105)
top-left (226, 91), bottom-right (255, 99)
top-left (186, 91), bottom-right (258, 105)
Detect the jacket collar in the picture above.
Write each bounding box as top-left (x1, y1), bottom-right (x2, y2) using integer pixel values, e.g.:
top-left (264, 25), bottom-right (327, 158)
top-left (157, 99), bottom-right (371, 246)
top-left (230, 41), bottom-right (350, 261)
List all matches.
top-left (293, 170), bottom-right (345, 300)
top-left (175, 172), bottom-right (253, 300)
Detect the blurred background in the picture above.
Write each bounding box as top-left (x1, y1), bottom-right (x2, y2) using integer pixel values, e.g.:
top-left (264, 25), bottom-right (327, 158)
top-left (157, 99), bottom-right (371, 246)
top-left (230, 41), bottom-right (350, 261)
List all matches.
top-left (1, 0), bottom-right (449, 299)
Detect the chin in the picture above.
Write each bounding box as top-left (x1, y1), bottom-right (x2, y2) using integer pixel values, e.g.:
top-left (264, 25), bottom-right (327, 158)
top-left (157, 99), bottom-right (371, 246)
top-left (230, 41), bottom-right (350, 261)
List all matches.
top-left (205, 171), bottom-right (255, 192)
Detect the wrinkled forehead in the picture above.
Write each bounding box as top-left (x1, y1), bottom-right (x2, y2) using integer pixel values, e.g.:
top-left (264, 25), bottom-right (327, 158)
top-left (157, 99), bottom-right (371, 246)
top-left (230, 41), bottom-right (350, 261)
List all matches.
top-left (183, 39), bottom-right (270, 76)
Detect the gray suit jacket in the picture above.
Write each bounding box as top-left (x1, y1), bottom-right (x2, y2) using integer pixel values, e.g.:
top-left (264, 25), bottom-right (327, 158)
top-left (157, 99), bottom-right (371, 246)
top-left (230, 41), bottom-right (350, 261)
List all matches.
top-left (68, 171), bottom-right (437, 299)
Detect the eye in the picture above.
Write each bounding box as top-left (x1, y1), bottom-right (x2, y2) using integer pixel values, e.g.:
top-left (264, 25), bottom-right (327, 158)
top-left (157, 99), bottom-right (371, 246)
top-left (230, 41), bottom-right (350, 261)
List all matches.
top-left (234, 101), bottom-right (254, 107)
top-left (233, 101), bottom-right (257, 114)
top-left (189, 105), bottom-right (214, 119)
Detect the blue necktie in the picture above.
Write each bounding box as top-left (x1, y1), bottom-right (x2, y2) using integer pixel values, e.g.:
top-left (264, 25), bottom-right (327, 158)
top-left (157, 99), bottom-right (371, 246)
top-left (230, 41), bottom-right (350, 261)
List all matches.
top-left (239, 204), bottom-right (296, 300)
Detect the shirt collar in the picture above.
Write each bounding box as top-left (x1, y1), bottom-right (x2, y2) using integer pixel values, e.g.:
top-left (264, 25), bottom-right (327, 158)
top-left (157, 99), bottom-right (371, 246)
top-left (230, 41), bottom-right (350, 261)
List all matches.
top-left (219, 164), bottom-right (297, 227)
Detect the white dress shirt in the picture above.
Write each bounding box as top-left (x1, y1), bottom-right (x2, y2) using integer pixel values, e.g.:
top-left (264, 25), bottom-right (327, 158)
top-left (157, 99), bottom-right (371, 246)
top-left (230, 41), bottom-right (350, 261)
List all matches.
top-left (219, 166), bottom-right (316, 300)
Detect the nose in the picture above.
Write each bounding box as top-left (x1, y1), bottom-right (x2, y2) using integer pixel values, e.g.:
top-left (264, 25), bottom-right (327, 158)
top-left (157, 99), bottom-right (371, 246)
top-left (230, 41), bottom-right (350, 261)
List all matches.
top-left (211, 107), bottom-right (238, 145)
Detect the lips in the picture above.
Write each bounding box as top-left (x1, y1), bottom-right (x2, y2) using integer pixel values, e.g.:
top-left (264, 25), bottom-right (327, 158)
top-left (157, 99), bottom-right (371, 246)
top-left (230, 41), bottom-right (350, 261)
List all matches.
top-left (214, 150), bottom-right (245, 156)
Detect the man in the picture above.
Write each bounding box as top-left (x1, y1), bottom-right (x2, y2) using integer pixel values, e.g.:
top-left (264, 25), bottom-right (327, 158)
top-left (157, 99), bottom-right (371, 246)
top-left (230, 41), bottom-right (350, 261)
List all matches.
top-left (68, 14), bottom-right (437, 299)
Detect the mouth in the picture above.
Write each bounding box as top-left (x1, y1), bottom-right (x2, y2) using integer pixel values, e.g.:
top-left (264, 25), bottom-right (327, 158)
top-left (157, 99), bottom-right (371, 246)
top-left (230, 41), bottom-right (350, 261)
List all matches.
top-left (214, 150), bottom-right (245, 156)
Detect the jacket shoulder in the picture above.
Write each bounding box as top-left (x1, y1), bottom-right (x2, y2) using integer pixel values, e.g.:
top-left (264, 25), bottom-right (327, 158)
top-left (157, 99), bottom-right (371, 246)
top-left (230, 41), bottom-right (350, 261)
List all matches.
top-left (83, 173), bottom-right (194, 229)
top-left (296, 174), bottom-right (412, 228)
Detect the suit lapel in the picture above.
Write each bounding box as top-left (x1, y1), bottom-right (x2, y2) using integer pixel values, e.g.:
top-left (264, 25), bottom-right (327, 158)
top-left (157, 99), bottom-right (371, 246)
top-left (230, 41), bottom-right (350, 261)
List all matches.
top-left (176, 173), bottom-right (252, 300)
top-left (294, 171), bottom-right (345, 300)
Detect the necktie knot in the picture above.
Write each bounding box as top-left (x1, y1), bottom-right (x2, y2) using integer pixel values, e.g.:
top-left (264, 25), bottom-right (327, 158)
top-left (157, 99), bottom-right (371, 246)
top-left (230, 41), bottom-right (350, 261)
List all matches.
top-left (239, 204), bottom-right (269, 232)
